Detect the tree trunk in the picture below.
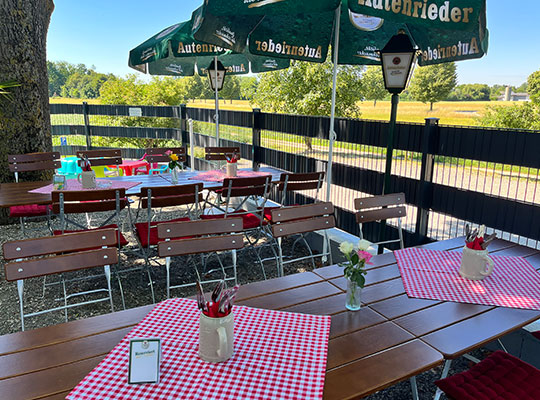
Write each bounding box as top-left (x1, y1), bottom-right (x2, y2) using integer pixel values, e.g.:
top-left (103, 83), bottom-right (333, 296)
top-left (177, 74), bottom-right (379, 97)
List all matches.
top-left (430, 102), bottom-right (433, 111)
top-left (0, 0), bottom-right (55, 223)
top-left (373, 100), bottom-right (377, 107)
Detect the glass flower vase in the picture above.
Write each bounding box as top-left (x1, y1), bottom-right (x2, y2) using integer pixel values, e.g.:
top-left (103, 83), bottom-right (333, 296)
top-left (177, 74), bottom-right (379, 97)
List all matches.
top-left (170, 167), bottom-right (179, 184)
top-left (345, 278), bottom-right (362, 311)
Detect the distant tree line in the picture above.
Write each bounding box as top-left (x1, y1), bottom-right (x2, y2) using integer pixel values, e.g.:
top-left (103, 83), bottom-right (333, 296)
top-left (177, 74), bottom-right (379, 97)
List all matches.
top-left (47, 61), bottom-right (114, 98)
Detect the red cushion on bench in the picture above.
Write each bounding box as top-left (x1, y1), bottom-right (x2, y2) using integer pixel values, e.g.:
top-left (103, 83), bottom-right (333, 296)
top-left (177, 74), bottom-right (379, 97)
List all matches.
top-left (134, 217), bottom-right (191, 248)
top-left (53, 224), bottom-right (129, 248)
top-left (201, 210), bottom-right (266, 230)
top-left (9, 204), bottom-right (51, 218)
top-left (435, 351), bottom-right (540, 400)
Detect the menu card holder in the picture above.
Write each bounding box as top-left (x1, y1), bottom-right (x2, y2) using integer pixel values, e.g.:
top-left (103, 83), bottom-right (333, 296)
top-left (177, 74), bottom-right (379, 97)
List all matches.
top-left (128, 338), bottom-right (161, 384)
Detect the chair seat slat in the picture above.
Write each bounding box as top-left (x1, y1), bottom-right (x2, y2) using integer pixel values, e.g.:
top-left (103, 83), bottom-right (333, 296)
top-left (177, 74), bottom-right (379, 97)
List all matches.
top-left (158, 234), bottom-right (243, 257)
top-left (5, 248), bottom-right (118, 281)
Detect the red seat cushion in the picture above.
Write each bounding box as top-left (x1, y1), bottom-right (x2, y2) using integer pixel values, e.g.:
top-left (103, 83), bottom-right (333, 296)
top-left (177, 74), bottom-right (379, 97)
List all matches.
top-left (263, 206), bottom-right (280, 222)
top-left (9, 204), bottom-right (51, 218)
top-left (134, 217), bottom-right (191, 248)
top-left (435, 350), bottom-right (540, 400)
top-left (53, 224), bottom-right (129, 248)
top-left (201, 210), bottom-right (266, 230)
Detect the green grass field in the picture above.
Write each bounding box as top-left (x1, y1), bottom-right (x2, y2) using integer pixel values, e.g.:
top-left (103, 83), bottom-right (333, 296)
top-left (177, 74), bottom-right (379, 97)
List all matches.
top-left (50, 97), bottom-right (519, 127)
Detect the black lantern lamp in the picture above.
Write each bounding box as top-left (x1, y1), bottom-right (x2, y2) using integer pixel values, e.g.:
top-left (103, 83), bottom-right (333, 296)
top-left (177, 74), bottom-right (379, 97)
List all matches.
top-left (207, 59), bottom-right (226, 91)
top-left (379, 31), bottom-right (417, 94)
top-left (377, 31), bottom-right (417, 252)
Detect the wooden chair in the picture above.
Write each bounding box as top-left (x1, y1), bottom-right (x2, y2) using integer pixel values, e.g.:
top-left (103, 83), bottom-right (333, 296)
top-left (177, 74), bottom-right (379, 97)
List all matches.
top-left (51, 188), bottom-right (131, 307)
top-left (7, 151), bottom-right (61, 233)
top-left (76, 149), bottom-right (122, 177)
top-left (157, 218), bottom-right (244, 298)
top-left (354, 192), bottom-right (407, 251)
top-left (141, 147), bottom-right (187, 175)
top-left (202, 175), bottom-right (272, 236)
top-left (3, 229), bottom-right (118, 331)
top-left (204, 146), bottom-right (240, 162)
top-left (133, 183), bottom-right (203, 265)
top-left (270, 202), bottom-right (335, 277)
top-left (264, 171), bottom-right (325, 222)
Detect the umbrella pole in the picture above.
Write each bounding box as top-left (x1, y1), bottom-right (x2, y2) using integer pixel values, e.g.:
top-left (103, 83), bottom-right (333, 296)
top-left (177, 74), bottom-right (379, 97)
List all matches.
top-left (322, 4), bottom-right (341, 263)
top-left (214, 56), bottom-right (220, 145)
top-left (326, 4), bottom-right (340, 203)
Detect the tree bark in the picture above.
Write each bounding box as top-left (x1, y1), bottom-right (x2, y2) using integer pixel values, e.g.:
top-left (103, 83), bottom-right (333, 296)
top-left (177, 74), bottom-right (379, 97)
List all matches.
top-left (0, 0), bottom-right (55, 222)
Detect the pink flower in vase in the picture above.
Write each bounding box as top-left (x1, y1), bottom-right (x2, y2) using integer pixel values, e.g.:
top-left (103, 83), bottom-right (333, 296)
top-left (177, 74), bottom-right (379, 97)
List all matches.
top-left (357, 250), bottom-right (373, 264)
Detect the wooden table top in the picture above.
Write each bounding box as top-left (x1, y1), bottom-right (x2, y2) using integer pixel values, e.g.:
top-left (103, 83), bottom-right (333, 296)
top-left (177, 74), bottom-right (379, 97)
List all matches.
top-left (1, 238), bottom-right (538, 400)
top-left (0, 167), bottom-right (284, 208)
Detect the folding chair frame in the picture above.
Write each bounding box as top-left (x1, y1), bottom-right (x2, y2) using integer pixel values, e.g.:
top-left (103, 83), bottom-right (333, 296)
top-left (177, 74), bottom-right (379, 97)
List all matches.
top-left (157, 218), bottom-right (244, 298)
top-left (270, 202), bottom-right (335, 277)
top-left (3, 229), bottom-right (119, 331)
top-left (355, 193), bottom-right (407, 251)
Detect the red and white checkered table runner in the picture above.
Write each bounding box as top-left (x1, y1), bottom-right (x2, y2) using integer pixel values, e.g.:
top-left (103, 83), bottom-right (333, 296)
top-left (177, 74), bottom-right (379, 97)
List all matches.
top-left (29, 179), bottom-right (140, 194)
top-left (395, 248), bottom-right (540, 310)
top-left (67, 298), bottom-right (331, 400)
top-left (188, 170), bottom-right (270, 183)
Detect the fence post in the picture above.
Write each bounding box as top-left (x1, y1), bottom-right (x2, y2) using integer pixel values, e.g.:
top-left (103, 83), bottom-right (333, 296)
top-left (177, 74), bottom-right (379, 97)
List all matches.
top-left (82, 101), bottom-right (92, 149)
top-left (415, 117), bottom-right (439, 245)
top-left (252, 108), bottom-right (261, 170)
top-left (179, 104), bottom-right (187, 144)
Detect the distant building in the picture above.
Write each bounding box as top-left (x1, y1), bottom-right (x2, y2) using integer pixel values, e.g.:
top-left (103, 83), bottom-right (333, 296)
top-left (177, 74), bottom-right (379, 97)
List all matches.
top-left (498, 86), bottom-right (530, 101)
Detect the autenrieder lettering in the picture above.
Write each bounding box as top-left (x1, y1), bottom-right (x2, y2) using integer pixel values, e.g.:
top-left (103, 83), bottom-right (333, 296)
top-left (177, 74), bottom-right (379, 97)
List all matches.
top-left (177, 42), bottom-right (223, 54)
top-left (254, 39), bottom-right (322, 59)
top-left (421, 37), bottom-right (480, 62)
top-left (357, 0), bottom-right (475, 24)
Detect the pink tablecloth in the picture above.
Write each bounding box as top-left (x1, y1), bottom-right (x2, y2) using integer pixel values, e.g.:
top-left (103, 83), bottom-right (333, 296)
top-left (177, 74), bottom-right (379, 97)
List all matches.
top-left (67, 298), bottom-right (330, 400)
top-left (396, 247), bottom-right (540, 311)
top-left (29, 179), bottom-right (141, 194)
top-left (189, 169), bottom-right (270, 183)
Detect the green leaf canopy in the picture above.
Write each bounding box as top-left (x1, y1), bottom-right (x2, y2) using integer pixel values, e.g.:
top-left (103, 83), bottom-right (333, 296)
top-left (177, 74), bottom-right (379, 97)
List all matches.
top-left (191, 0), bottom-right (488, 66)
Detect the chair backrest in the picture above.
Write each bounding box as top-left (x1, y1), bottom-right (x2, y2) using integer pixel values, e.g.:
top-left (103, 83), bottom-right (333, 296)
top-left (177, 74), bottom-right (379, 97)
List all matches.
top-left (76, 149), bottom-right (123, 167)
top-left (145, 147), bottom-right (187, 164)
top-left (221, 175), bottom-right (272, 199)
top-left (8, 152), bottom-right (61, 181)
top-left (354, 192), bottom-right (406, 249)
top-left (139, 183), bottom-right (202, 210)
top-left (354, 193), bottom-right (406, 224)
top-left (270, 202), bottom-right (335, 238)
top-left (3, 229), bottom-right (118, 281)
top-left (278, 172), bottom-right (325, 204)
top-left (157, 218), bottom-right (244, 257)
top-left (51, 188), bottom-right (127, 215)
top-left (205, 147), bottom-right (240, 161)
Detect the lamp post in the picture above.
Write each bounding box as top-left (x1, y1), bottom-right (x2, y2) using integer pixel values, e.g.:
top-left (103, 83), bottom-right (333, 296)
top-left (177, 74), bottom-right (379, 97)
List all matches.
top-left (207, 58), bottom-right (226, 143)
top-left (377, 31), bottom-right (417, 253)
top-left (379, 31), bottom-right (417, 195)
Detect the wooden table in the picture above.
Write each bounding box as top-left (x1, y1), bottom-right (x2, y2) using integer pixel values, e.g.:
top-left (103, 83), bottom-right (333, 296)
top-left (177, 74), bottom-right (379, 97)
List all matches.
top-left (0, 167), bottom-right (284, 208)
top-left (1, 238), bottom-right (538, 400)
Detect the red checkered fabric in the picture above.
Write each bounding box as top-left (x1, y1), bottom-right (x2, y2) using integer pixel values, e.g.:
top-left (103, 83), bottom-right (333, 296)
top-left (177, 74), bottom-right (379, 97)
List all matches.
top-left (29, 179), bottom-right (141, 194)
top-left (395, 248), bottom-right (540, 310)
top-left (189, 170), bottom-right (269, 183)
top-left (67, 298), bottom-right (330, 400)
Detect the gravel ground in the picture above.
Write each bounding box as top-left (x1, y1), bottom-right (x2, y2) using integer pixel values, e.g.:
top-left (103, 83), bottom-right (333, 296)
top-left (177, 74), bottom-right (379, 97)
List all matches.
top-left (0, 207), bottom-right (491, 399)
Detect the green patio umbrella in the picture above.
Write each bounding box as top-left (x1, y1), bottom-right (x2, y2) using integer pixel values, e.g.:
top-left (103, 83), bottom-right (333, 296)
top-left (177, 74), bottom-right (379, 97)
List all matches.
top-left (191, 0), bottom-right (488, 201)
top-left (128, 12), bottom-right (290, 141)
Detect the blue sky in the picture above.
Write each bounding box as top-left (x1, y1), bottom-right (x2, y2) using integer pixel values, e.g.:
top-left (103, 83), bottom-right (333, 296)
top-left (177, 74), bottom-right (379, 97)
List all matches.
top-left (47, 1), bottom-right (539, 86)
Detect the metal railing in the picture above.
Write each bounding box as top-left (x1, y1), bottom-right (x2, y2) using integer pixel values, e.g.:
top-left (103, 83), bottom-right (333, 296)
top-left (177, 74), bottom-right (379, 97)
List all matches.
top-left (50, 102), bottom-right (540, 249)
